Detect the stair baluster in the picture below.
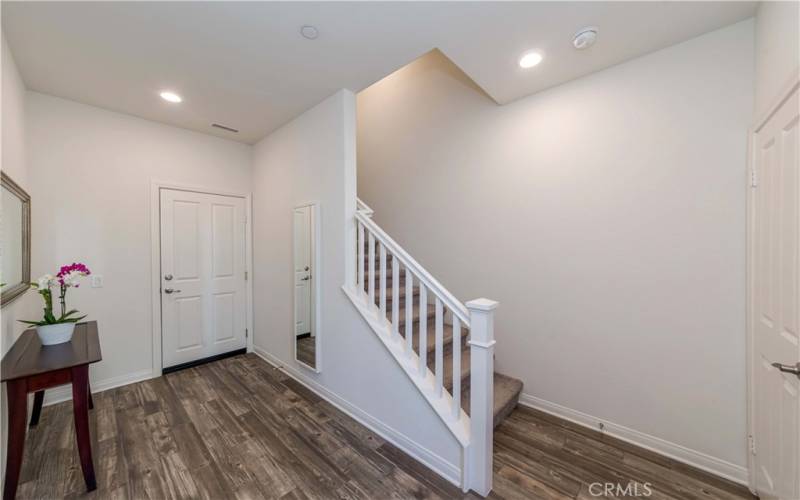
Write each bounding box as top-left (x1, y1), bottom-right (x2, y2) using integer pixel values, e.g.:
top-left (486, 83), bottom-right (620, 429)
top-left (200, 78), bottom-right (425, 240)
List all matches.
top-left (452, 316), bottom-right (462, 420)
top-left (392, 257), bottom-right (400, 337)
top-left (405, 270), bottom-right (413, 356)
top-left (358, 222), bottom-right (365, 293)
top-left (368, 232), bottom-right (375, 305)
top-left (379, 243), bottom-right (387, 323)
top-left (418, 285), bottom-right (427, 376)
top-left (435, 298), bottom-right (444, 397)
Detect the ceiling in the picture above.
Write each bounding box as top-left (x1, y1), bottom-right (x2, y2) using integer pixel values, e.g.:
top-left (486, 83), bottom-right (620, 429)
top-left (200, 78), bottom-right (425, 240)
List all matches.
top-left (2, 2), bottom-right (757, 144)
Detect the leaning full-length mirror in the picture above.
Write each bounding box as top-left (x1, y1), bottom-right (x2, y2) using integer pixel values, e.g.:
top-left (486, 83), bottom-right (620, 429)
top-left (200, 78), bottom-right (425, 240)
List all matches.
top-left (1, 171), bottom-right (31, 306)
top-left (293, 203), bottom-right (320, 371)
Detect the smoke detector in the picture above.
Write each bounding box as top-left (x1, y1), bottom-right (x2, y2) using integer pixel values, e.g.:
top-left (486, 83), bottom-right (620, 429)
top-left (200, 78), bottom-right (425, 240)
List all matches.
top-left (573, 27), bottom-right (598, 50)
top-left (300, 25), bottom-right (319, 40)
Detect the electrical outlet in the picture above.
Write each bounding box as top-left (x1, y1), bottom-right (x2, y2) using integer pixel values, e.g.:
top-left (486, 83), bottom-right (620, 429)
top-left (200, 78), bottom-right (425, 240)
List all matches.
top-left (91, 275), bottom-right (104, 288)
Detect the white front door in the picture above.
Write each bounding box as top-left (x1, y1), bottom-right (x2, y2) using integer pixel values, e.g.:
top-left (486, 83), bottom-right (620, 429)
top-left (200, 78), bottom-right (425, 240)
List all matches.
top-left (294, 206), bottom-right (312, 337)
top-left (160, 189), bottom-right (247, 369)
top-left (750, 83), bottom-right (800, 500)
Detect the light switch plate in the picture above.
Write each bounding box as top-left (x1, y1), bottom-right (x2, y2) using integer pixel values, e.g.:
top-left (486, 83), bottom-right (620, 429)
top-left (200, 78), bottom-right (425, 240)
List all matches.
top-left (91, 275), bottom-right (103, 288)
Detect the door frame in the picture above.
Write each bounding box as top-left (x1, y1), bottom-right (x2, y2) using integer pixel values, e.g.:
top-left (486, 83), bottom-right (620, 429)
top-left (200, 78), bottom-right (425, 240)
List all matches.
top-left (746, 71), bottom-right (800, 494)
top-left (149, 179), bottom-right (254, 377)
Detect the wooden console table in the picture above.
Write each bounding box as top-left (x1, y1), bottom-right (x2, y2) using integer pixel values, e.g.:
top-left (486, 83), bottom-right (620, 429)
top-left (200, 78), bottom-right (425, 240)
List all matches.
top-left (1, 321), bottom-right (101, 500)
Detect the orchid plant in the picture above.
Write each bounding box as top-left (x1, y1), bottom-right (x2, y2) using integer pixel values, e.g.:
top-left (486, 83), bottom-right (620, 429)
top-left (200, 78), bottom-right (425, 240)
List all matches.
top-left (21, 263), bottom-right (91, 326)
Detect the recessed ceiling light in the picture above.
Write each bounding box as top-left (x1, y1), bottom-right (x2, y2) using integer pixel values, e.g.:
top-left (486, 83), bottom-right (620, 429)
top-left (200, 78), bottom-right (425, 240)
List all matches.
top-left (518, 51), bottom-right (543, 69)
top-left (300, 25), bottom-right (319, 40)
top-left (573, 27), bottom-right (598, 50)
top-left (159, 91), bottom-right (182, 103)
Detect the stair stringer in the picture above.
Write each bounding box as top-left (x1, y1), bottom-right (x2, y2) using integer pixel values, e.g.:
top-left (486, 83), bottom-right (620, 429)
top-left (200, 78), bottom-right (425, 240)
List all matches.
top-left (342, 284), bottom-right (471, 451)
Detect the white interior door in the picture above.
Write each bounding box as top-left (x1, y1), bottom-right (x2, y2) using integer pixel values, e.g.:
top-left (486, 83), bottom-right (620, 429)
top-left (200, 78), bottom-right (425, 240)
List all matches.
top-left (750, 83), bottom-right (800, 500)
top-left (294, 206), bottom-right (312, 336)
top-left (161, 189), bottom-right (247, 368)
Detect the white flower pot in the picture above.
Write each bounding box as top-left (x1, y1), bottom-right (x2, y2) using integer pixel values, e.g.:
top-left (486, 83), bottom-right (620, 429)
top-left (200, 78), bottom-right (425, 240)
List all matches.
top-left (36, 323), bottom-right (76, 345)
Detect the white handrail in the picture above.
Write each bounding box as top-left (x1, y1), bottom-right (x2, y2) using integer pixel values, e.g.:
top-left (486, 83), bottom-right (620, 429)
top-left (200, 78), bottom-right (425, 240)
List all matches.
top-left (356, 197), bottom-right (374, 217)
top-left (355, 211), bottom-right (470, 327)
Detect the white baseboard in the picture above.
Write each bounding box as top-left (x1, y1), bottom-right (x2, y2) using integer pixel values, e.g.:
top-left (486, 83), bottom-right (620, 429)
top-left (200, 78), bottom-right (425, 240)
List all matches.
top-left (517, 393), bottom-right (749, 486)
top-left (252, 345), bottom-right (462, 487)
top-left (42, 368), bottom-right (155, 406)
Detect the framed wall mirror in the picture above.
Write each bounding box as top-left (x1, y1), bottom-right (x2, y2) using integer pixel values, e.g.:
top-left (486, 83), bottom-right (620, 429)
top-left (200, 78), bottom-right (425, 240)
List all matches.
top-left (293, 203), bottom-right (321, 371)
top-left (1, 171), bottom-right (31, 307)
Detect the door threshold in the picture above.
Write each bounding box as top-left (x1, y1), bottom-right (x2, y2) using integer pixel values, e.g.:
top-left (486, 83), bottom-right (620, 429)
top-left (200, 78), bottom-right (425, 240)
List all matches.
top-left (162, 348), bottom-right (247, 375)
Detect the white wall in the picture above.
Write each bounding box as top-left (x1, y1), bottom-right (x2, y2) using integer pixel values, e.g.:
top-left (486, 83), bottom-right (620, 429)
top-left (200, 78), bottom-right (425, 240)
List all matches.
top-left (1, 31), bottom-right (40, 486)
top-left (754, 1), bottom-right (800, 118)
top-left (358, 20), bottom-right (754, 479)
top-left (251, 89), bottom-right (463, 483)
top-left (1, 34), bottom-right (38, 353)
top-left (25, 92), bottom-right (252, 394)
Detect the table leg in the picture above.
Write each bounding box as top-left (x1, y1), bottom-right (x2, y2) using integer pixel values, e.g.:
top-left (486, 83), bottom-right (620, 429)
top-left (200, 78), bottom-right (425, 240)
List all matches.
top-left (71, 366), bottom-right (96, 492)
top-left (88, 381), bottom-right (94, 410)
top-left (29, 390), bottom-right (45, 427)
top-left (3, 379), bottom-right (28, 500)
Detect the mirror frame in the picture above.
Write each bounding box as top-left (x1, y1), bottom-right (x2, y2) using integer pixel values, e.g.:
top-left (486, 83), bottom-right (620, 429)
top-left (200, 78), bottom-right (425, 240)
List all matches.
top-left (293, 202), bottom-right (322, 372)
top-left (1, 171), bottom-right (31, 307)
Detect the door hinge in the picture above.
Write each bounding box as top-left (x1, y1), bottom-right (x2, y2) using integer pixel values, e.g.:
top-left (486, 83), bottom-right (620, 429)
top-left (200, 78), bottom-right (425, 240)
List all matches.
top-left (748, 434), bottom-right (756, 455)
top-left (245, 271), bottom-right (248, 281)
top-left (245, 328), bottom-right (249, 338)
top-left (750, 167), bottom-right (758, 187)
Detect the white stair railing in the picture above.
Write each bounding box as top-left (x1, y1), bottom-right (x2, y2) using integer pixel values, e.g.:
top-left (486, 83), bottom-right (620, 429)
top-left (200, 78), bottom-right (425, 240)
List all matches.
top-left (356, 198), bottom-right (374, 218)
top-left (343, 198), bottom-right (497, 496)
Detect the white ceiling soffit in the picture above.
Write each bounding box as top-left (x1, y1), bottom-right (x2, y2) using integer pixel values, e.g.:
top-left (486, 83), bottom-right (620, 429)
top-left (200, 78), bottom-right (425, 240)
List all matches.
top-left (2, 2), bottom-right (757, 144)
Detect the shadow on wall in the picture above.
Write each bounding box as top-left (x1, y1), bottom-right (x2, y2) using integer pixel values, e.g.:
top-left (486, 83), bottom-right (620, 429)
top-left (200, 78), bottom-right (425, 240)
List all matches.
top-left (406, 49), bottom-right (496, 102)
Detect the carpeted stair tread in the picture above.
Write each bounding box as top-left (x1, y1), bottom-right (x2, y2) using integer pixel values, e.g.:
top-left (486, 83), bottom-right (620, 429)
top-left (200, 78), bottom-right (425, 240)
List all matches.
top-left (366, 269), bottom-right (407, 284)
top-left (398, 323), bottom-right (469, 356)
top-left (443, 348), bottom-right (471, 392)
top-left (461, 372), bottom-right (523, 428)
top-left (396, 302), bottom-right (436, 327)
top-left (363, 253), bottom-right (394, 264)
top-left (369, 284), bottom-right (420, 306)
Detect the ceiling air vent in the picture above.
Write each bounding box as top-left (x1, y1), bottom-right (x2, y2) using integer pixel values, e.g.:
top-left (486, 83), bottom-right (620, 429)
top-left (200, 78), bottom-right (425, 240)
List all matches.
top-left (211, 123), bottom-right (239, 133)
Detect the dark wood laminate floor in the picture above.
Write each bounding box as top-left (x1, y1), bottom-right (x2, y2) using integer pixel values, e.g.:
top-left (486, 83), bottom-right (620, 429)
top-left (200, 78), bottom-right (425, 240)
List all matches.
top-left (295, 336), bottom-right (316, 369)
top-left (15, 354), bottom-right (754, 500)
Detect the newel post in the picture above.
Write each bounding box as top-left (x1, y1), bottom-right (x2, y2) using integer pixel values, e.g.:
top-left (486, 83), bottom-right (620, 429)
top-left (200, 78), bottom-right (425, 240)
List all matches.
top-left (465, 298), bottom-right (497, 497)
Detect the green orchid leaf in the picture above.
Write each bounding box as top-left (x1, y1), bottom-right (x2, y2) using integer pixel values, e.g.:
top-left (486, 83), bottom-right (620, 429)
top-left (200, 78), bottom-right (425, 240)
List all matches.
top-left (62, 315), bottom-right (87, 323)
top-left (58, 309), bottom-right (81, 320)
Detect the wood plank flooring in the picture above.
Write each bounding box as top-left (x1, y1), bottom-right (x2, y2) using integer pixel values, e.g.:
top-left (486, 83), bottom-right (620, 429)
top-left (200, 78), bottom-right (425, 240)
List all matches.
top-left (295, 337), bottom-right (316, 368)
top-left (14, 354), bottom-right (754, 500)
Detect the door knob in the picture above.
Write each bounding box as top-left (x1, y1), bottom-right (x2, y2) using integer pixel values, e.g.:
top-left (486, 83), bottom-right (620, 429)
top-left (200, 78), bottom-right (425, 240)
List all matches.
top-left (164, 274), bottom-right (173, 281)
top-left (163, 288), bottom-right (182, 294)
top-left (772, 362), bottom-right (800, 379)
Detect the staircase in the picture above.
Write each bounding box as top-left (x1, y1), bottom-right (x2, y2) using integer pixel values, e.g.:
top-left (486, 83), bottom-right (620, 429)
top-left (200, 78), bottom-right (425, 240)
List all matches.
top-left (361, 251), bottom-right (523, 429)
top-left (344, 198), bottom-right (522, 495)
